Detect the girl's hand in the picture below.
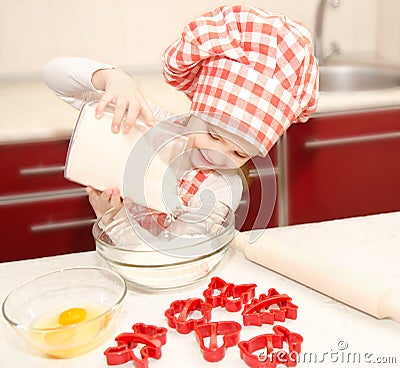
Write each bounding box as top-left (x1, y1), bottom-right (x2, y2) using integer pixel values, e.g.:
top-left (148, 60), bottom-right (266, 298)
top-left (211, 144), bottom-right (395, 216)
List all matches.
top-left (91, 68), bottom-right (154, 133)
top-left (86, 186), bottom-right (122, 218)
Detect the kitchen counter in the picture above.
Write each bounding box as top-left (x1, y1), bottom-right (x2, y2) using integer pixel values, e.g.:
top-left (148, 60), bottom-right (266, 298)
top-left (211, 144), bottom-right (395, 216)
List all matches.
top-left (0, 74), bottom-right (190, 143)
top-left (1, 211), bottom-right (399, 368)
top-left (1, 74), bottom-right (400, 143)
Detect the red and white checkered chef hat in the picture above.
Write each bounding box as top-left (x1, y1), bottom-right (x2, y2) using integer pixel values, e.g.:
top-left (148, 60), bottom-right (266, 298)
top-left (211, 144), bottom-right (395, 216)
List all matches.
top-left (162, 5), bottom-right (319, 156)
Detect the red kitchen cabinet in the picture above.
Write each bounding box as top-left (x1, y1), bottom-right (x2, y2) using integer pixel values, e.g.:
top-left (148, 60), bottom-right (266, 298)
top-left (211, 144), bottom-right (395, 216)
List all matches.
top-left (0, 139), bottom-right (96, 262)
top-left (0, 193), bottom-right (95, 262)
top-left (236, 145), bottom-right (279, 230)
top-left (3, 108), bottom-right (397, 261)
top-left (1, 137), bottom-right (278, 261)
top-left (286, 109), bottom-right (400, 225)
top-left (1, 140), bottom-right (82, 195)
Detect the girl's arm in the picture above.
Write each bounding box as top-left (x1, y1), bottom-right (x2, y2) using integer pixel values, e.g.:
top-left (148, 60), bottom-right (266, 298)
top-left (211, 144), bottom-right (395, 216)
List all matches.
top-left (86, 186), bottom-right (122, 219)
top-left (42, 57), bottom-right (154, 132)
top-left (91, 67), bottom-right (154, 133)
top-left (43, 57), bottom-right (176, 219)
top-left (42, 57), bottom-right (113, 109)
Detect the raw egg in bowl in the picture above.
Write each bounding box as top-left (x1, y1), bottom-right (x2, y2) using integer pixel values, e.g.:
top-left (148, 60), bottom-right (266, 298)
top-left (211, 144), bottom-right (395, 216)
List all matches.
top-left (2, 267), bottom-right (126, 358)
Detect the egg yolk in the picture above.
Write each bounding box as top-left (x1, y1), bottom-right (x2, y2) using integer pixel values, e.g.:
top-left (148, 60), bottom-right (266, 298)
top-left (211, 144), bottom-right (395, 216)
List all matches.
top-left (58, 307), bottom-right (87, 325)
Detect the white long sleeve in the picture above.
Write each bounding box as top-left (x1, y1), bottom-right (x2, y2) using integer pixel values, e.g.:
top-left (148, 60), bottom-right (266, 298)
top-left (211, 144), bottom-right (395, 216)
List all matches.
top-left (42, 57), bottom-right (113, 110)
top-left (42, 57), bottom-right (173, 121)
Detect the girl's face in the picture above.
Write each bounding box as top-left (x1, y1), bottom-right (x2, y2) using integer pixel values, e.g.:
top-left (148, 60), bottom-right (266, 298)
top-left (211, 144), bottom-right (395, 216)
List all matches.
top-left (186, 116), bottom-right (259, 169)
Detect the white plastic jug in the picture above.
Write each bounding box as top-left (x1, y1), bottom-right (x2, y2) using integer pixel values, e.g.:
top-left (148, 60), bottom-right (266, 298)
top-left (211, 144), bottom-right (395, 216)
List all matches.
top-left (64, 101), bottom-right (189, 214)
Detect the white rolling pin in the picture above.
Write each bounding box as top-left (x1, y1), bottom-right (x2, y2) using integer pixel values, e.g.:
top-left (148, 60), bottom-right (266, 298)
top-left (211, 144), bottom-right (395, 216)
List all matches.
top-left (231, 231), bottom-right (400, 323)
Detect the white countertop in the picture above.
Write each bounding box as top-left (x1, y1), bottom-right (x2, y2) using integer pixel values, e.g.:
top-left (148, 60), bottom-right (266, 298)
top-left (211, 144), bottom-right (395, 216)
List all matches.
top-left (1, 212), bottom-right (399, 368)
top-left (1, 74), bottom-right (400, 143)
top-left (0, 75), bottom-right (191, 143)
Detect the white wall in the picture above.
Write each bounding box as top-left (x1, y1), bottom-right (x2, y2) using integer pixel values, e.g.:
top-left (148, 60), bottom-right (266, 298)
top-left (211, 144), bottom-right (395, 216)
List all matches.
top-left (0, 0), bottom-right (398, 78)
top-left (377, 0), bottom-right (400, 63)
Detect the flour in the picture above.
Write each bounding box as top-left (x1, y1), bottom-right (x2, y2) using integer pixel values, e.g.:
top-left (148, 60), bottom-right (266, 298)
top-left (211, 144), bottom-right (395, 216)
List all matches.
top-left (99, 207), bottom-right (215, 263)
top-left (96, 210), bottom-right (225, 290)
top-left (95, 205), bottom-right (233, 290)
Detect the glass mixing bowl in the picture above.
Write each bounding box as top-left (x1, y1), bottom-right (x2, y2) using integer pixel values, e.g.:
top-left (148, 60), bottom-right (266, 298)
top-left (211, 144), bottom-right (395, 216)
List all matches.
top-left (2, 267), bottom-right (126, 358)
top-left (93, 202), bottom-right (235, 291)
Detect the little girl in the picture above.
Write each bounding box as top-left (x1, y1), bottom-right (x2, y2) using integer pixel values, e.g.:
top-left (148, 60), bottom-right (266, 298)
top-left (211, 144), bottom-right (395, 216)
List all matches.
top-left (43, 5), bottom-right (318, 224)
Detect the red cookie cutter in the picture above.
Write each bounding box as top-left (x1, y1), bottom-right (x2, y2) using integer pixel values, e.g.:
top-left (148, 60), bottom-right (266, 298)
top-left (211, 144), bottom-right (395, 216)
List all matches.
top-left (105, 333), bottom-right (162, 368)
top-left (242, 288), bottom-right (298, 326)
top-left (238, 325), bottom-right (303, 368)
top-left (203, 277), bottom-right (257, 312)
top-left (104, 323), bottom-right (167, 367)
top-left (165, 297), bottom-right (212, 334)
top-left (131, 323), bottom-right (168, 345)
top-left (194, 321), bottom-right (242, 362)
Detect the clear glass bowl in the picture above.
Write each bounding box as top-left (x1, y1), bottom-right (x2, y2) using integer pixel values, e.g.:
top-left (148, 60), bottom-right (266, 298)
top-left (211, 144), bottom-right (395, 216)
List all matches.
top-left (2, 267), bottom-right (126, 358)
top-left (93, 202), bottom-right (235, 291)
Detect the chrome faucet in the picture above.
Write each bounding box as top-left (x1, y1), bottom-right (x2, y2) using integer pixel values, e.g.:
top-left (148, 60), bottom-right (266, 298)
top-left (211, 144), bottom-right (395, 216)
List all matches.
top-left (314, 0), bottom-right (341, 63)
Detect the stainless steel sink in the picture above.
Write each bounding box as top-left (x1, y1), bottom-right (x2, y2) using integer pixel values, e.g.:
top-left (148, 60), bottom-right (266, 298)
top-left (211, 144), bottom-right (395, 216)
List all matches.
top-left (319, 62), bottom-right (400, 92)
